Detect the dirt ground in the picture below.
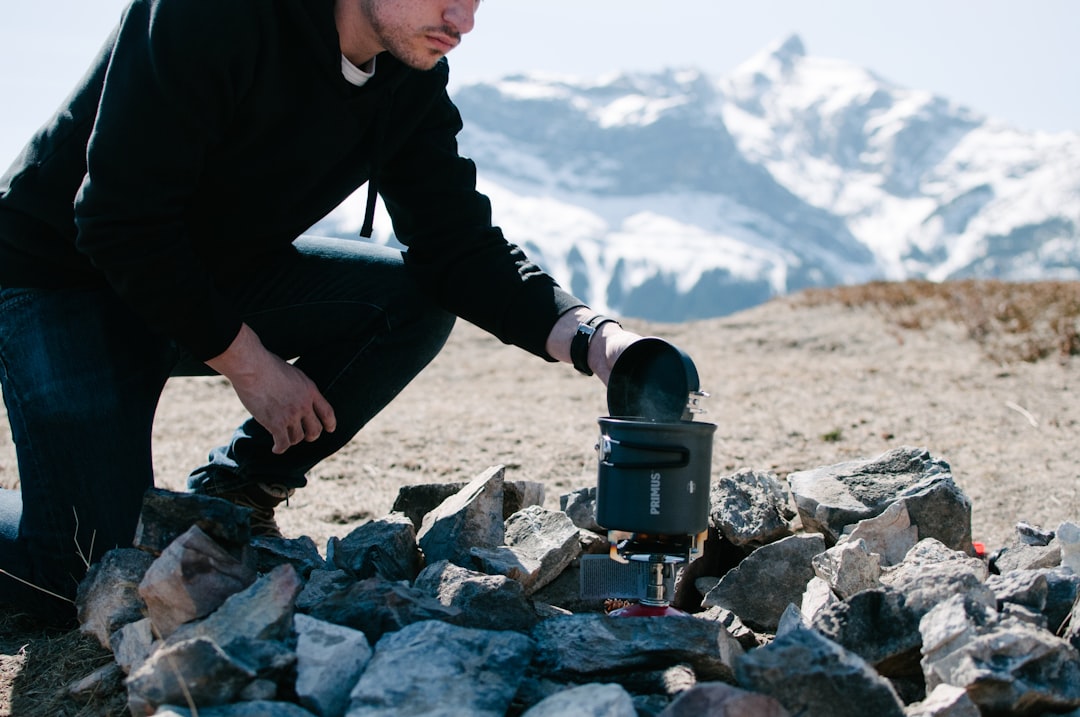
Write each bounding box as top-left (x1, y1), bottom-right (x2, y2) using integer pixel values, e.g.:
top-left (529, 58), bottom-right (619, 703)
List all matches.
top-left (3, 286), bottom-right (1077, 558)
top-left (1, 283), bottom-right (1079, 714)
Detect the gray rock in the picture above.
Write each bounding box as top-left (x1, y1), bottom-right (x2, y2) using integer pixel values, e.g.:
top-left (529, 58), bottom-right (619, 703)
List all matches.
top-left (251, 534), bottom-right (327, 578)
top-left (76, 547), bottom-right (154, 649)
top-left (880, 539), bottom-right (993, 618)
top-left (414, 559), bottom-right (539, 632)
top-left (531, 613), bottom-right (743, 683)
top-left (305, 574), bottom-right (459, 643)
top-left (417, 465), bottom-right (506, 566)
top-left (788, 447), bottom-right (973, 554)
top-left (66, 662), bottom-right (123, 700)
top-left (347, 620), bottom-right (533, 717)
top-left (139, 524), bottom-right (258, 638)
top-left (295, 568), bottom-right (355, 613)
top-left (166, 563), bottom-right (302, 650)
top-left (561, 486), bottom-right (602, 534)
top-left (393, 478), bottom-right (545, 529)
top-left (134, 488), bottom-right (252, 555)
top-left (110, 617), bottom-right (155, 675)
top-left (735, 627), bottom-right (906, 717)
top-left (125, 637), bottom-right (257, 714)
top-left (841, 500), bottom-right (919, 567)
top-left (1058, 520), bottom-right (1080, 573)
top-left (919, 593), bottom-right (1080, 715)
top-left (294, 613), bottom-right (372, 717)
top-left (692, 606), bottom-right (761, 651)
top-left (811, 588), bottom-right (922, 678)
top-left (800, 575), bottom-right (840, 622)
top-left (812, 538), bottom-right (882, 599)
top-left (1045, 567), bottom-right (1080, 635)
top-left (471, 505), bottom-right (582, 595)
top-left (986, 569), bottom-right (1048, 613)
top-left (658, 681), bottom-right (791, 717)
top-left (328, 512), bottom-right (420, 582)
top-left (1065, 597), bottom-right (1080, 652)
top-left (158, 701), bottom-right (318, 716)
top-left (991, 540), bottom-right (1062, 573)
top-left (521, 683), bottom-right (637, 717)
top-left (702, 533), bottom-right (827, 632)
top-left (710, 469), bottom-right (794, 549)
top-left (904, 684), bottom-right (981, 717)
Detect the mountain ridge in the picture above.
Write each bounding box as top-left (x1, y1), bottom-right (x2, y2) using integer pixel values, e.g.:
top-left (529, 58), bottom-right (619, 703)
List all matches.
top-left (313, 34), bottom-right (1080, 322)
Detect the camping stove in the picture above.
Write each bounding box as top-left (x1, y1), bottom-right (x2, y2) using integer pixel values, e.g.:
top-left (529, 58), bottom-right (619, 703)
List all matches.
top-left (592, 338), bottom-right (716, 617)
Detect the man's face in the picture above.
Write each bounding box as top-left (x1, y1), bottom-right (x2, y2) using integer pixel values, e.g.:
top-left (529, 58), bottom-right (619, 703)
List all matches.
top-left (359, 0), bottom-right (480, 70)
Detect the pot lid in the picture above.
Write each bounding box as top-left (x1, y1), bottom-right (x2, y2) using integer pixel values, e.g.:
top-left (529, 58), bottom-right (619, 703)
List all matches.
top-left (606, 338), bottom-right (700, 422)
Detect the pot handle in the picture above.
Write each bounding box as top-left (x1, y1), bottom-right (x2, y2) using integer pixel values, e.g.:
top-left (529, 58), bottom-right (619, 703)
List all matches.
top-left (598, 436), bottom-right (690, 469)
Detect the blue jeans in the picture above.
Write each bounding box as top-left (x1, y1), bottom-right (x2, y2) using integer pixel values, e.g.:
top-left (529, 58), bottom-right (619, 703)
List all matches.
top-left (0, 237), bottom-right (454, 623)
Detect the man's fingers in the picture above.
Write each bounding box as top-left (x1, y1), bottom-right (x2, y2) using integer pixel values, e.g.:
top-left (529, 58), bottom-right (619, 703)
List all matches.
top-left (314, 395), bottom-right (337, 434)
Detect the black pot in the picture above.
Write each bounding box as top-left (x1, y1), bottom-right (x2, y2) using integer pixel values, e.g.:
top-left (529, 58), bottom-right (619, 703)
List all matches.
top-left (606, 337), bottom-right (700, 422)
top-left (595, 417), bottom-right (716, 535)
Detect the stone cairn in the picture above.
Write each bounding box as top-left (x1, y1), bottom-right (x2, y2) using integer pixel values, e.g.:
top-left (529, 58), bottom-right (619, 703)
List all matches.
top-left (69, 446), bottom-right (1080, 717)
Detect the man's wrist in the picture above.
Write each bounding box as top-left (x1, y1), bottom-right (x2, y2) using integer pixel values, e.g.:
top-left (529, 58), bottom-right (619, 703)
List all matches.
top-left (570, 314), bottom-right (621, 376)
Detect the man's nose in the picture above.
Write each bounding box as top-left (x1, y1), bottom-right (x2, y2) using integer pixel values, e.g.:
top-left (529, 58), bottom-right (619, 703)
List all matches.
top-left (444, 0), bottom-right (475, 35)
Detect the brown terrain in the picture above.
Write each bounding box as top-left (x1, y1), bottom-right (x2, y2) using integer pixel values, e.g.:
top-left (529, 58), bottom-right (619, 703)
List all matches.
top-left (2, 279), bottom-right (1078, 715)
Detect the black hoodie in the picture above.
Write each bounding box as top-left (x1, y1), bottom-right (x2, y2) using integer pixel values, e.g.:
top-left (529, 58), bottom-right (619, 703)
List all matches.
top-left (0, 0), bottom-right (580, 361)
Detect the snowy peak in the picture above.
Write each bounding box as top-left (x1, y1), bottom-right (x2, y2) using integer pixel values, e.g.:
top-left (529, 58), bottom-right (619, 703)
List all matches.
top-left (314, 39), bottom-right (1080, 322)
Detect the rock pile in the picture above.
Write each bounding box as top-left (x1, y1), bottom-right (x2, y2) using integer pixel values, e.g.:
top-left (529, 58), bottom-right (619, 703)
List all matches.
top-left (69, 448), bottom-right (1080, 717)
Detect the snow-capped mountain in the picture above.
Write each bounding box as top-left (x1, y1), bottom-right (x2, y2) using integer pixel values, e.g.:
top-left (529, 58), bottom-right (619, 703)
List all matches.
top-left (313, 35), bottom-right (1080, 322)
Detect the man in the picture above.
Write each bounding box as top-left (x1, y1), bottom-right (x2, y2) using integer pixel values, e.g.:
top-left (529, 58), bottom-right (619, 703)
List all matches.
top-left (0, 0), bottom-right (640, 625)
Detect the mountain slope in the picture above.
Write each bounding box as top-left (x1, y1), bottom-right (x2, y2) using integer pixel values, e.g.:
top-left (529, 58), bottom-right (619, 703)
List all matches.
top-left (313, 35), bottom-right (1080, 322)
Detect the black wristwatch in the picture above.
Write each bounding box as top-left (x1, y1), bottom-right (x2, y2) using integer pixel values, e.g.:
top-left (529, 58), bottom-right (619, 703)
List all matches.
top-left (570, 314), bottom-right (620, 376)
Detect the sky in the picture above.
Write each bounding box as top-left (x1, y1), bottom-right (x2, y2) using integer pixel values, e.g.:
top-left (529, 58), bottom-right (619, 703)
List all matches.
top-left (0, 0), bottom-right (1076, 167)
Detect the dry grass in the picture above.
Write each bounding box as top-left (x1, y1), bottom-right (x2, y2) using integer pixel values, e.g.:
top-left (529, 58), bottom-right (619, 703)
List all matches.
top-left (0, 612), bottom-right (125, 716)
top-left (795, 279), bottom-right (1080, 364)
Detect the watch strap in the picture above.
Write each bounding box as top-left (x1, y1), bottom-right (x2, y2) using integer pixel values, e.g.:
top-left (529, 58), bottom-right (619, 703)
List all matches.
top-left (570, 314), bottom-right (620, 376)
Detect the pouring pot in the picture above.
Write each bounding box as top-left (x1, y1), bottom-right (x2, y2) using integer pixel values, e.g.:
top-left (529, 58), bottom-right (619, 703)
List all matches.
top-left (595, 416), bottom-right (716, 535)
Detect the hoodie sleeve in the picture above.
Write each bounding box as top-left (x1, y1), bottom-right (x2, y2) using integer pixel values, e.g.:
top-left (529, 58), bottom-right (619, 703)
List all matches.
top-left (377, 65), bottom-right (583, 360)
top-left (73, 0), bottom-right (258, 360)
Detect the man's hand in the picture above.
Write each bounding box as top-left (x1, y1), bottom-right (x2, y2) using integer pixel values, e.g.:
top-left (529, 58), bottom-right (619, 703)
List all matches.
top-left (206, 323), bottom-right (337, 454)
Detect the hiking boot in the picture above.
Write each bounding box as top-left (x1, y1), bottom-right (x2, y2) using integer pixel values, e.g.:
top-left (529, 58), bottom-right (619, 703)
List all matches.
top-left (213, 482), bottom-right (295, 538)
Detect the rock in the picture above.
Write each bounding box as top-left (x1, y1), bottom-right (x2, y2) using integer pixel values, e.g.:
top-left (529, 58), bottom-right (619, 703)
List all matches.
top-left (880, 539), bottom-right (993, 618)
top-left (710, 468), bottom-right (794, 549)
top-left (347, 620), bottom-right (533, 717)
top-left (1058, 520), bottom-right (1080, 574)
top-left (138, 525), bottom-right (258, 638)
top-left (904, 684), bottom-right (981, 717)
top-left (812, 538), bottom-right (882, 599)
top-left (521, 682), bottom-right (637, 717)
top-left (67, 662), bottom-right (123, 700)
top-left (328, 512), bottom-right (420, 582)
top-left (156, 701), bottom-right (318, 716)
top-left (125, 637), bottom-right (257, 715)
top-left (134, 488), bottom-right (252, 555)
top-left (166, 563), bottom-right (303, 650)
top-left (560, 486), bottom-right (603, 534)
top-left (393, 478), bottom-right (545, 529)
top-left (811, 588), bottom-right (922, 678)
top-left (919, 593), bottom-right (1080, 715)
top-left (735, 627), bottom-right (906, 717)
top-left (417, 465), bottom-right (506, 566)
top-left (701, 533), bottom-right (827, 632)
top-left (788, 447), bottom-right (973, 554)
top-left (110, 617), bottom-right (155, 675)
top-left (840, 500), bottom-right (919, 567)
top-left (986, 569), bottom-right (1048, 614)
top-left (305, 574), bottom-right (459, 643)
top-left (414, 559), bottom-right (539, 632)
top-left (251, 535), bottom-right (327, 579)
top-left (471, 505), bottom-right (582, 595)
top-left (295, 568), bottom-right (355, 612)
top-left (294, 613), bottom-right (372, 717)
top-left (76, 547), bottom-right (155, 649)
top-left (531, 614), bottom-right (742, 683)
top-left (800, 575), bottom-right (840, 622)
top-left (658, 681), bottom-right (791, 717)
